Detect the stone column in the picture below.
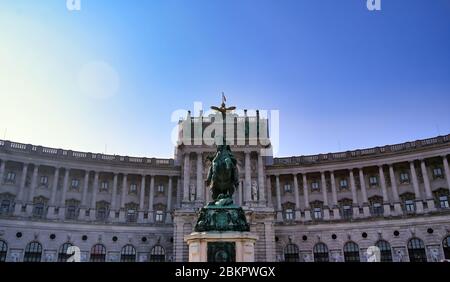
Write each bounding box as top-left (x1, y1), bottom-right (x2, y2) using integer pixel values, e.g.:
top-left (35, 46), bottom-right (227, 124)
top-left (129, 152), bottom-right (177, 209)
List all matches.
top-left (443, 155), bottom-right (450, 192)
top-left (238, 179), bottom-right (243, 206)
top-left (330, 171), bottom-right (340, 219)
top-left (388, 164), bottom-right (403, 215)
top-left (275, 175), bottom-right (282, 221)
top-left (59, 168), bottom-right (70, 219)
top-left (176, 177), bottom-right (182, 208)
top-left (119, 174), bottom-right (128, 222)
top-left (358, 168), bottom-right (370, 217)
top-left (166, 176), bottom-right (173, 223)
top-left (89, 171), bottom-right (99, 220)
top-left (196, 152), bottom-right (203, 202)
top-left (293, 174), bottom-right (301, 220)
top-left (148, 175), bottom-right (155, 223)
top-left (28, 165), bottom-right (39, 202)
top-left (349, 169), bottom-right (359, 218)
top-left (16, 163), bottom-right (29, 202)
top-left (378, 165), bottom-right (391, 216)
top-left (264, 220), bottom-right (276, 262)
top-left (266, 176), bottom-right (273, 207)
top-left (26, 165), bottom-right (39, 215)
top-left (420, 159), bottom-right (436, 211)
top-left (14, 163), bottom-right (28, 216)
top-left (183, 153), bottom-right (190, 202)
top-left (0, 160), bottom-right (5, 184)
top-left (79, 171), bottom-right (90, 220)
top-left (244, 151), bottom-right (252, 204)
top-left (138, 175), bottom-right (146, 223)
top-left (410, 161), bottom-right (424, 214)
top-left (47, 167), bottom-right (60, 218)
top-left (258, 153), bottom-right (266, 203)
top-left (302, 174), bottom-right (311, 221)
top-left (320, 171), bottom-right (330, 220)
top-left (109, 173), bottom-right (118, 220)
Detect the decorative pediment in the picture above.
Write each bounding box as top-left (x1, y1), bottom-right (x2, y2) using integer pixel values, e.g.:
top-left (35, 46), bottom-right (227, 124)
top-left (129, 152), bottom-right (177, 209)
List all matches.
top-left (125, 202), bottom-right (139, 210)
top-left (281, 201), bottom-right (295, 209)
top-left (0, 192), bottom-right (15, 200)
top-left (154, 203), bottom-right (166, 211)
top-left (96, 200), bottom-right (110, 209)
top-left (65, 199), bottom-right (80, 206)
top-left (33, 196), bottom-right (49, 204)
top-left (368, 195), bottom-right (383, 204)
top-left (338, 198), bottom-right (353, 206)
top-left (310, 200), bottom-right (324, 208)
top-left (399, 192), bottom-right (415, 201)
top-left (433, 188), bottom-right (449, 197)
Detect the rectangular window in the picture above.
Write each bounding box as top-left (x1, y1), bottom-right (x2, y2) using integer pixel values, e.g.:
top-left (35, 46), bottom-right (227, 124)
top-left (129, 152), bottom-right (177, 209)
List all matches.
top-left (400, 172), bottom-right (409, 184)
top-left (157, 184), bottom-right (164, 193)
top-left (129, 184), bottom-right (137, 193)
top-left (433, 167), bottom-right (443, 179)
top-left (372, 203), bottom-right (383, 216)
top-left (283, 184), bottom-right (291, 192)
top-left (405, 200), bottom-right (415, 212)
top-left (96, 208), bottom-right (107, 220)
top-left (0, 200), bottom-right (10, 214)
top-left (127, 210), bottom-right (136, 223)
top-left (66, 206), bottom-right (77, 219)
top-left (71, 179), bottom-right (79, 189)
top-left (5, 172), bottom-right (16, 183)
top-left (342, 205), bottom-right (352, 219)
top-left (439, 196), bottom-right (449, 209)
top-left (40, 176), bottom-right (48, 185)
top-left (155, 210), bottom-right (164, 222)
top-left (339, 179), bottom-right (348, 189)
top-left (369, 176), bottom-right (378, 186)
top-left (285, 209), bottom-right (294, 220)
top-left (311, 181), bottom-right (320, 191)
top-left (33, 204), bottom-right (44, 218)
top-left (313, 208), bottom-right (322, 220)
top-left (100, 181), bottom-right (109, 191)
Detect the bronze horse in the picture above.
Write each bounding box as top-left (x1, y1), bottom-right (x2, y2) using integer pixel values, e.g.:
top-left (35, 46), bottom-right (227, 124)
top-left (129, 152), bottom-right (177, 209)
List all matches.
top-left (206, 144), bottom-right (239, 205)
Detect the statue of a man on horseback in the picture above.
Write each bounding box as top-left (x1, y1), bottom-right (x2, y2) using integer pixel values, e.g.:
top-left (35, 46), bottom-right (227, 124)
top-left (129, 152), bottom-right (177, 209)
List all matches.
top-left (206, 144), bottom-right (239, 206)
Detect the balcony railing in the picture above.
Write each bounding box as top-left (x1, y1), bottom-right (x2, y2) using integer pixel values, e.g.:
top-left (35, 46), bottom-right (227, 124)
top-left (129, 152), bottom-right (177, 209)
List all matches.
top-left (0, 140), bottom-right (175, 167)
top-left (273, 134), bottom-right (450, 166)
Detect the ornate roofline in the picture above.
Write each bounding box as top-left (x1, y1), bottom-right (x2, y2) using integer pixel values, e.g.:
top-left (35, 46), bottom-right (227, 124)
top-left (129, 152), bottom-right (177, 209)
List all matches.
top-left (0, 140), bottom-right (174, 167)
top-left (272, 134), bottom-right (450, 166)
top-left (1, 133), bottom-right (448, 167)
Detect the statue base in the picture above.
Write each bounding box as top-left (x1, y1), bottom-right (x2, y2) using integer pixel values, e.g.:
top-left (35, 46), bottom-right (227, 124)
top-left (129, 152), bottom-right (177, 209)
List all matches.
top-left (185, 232), bottom-right (258, 262)
top-left (194, 204), bottom-right (250, 232)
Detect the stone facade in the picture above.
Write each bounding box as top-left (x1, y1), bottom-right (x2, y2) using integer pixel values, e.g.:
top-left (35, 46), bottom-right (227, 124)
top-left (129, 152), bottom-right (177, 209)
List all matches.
top-left (0, 117), bottom-right (450, 262)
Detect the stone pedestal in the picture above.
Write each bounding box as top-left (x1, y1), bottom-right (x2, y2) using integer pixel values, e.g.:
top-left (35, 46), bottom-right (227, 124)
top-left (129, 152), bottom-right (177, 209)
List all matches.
top-left (185, 232), bottom-right (258, 262)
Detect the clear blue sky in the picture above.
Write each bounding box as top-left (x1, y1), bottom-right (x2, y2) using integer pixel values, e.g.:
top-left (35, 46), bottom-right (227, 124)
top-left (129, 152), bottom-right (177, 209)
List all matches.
top-left (0, 0), bottom-right (449, 158)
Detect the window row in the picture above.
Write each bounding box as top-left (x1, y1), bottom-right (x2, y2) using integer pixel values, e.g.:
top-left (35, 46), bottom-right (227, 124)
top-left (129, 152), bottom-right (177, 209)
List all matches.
top-left (283, 237), bottom-right (450, 262)
top-left (279, 167), bottom-right (446, 194)
top-left (281, 193), bottom-right (450, 221)
top-left (0, 241), bottom-right (166, 262)
top-left (2, 173), bottom-right (168, 194)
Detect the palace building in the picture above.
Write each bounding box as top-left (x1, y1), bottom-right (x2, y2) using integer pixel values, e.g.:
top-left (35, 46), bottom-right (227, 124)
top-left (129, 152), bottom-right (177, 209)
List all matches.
top-left (0, 110), bottom-right (450, 262)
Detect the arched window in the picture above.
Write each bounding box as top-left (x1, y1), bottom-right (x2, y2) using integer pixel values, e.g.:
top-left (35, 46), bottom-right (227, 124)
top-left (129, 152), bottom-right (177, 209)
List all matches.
top-left (120, 245), bottom-right (136, 262)
top-left (443, 236), bottom-right (450, 260)
top-left (375, 240), bottom-right (392, 262)
top-left (343, 242), bottom-right (360, 262)
top-left (90, 244), bottom-right (106, 262)
top-left (150, 245), bottom-right (165, 262)
top-left (284, 243), bottom-right (300, 262)
top-left (0, 240), bottom-right (7, 262)
top-left (408, 238), bottom-right (427, 262)
top-left (313, 243), bottom-right (329, 262)
top-left (24, 241), bottom-right (42, 262)
top-left (57, 242), bottom-right (73, 262)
